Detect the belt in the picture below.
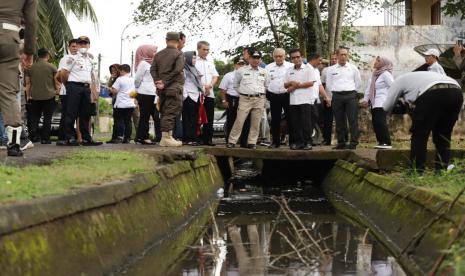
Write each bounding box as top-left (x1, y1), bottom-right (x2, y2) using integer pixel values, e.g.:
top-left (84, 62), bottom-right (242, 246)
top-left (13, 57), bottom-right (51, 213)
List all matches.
top-left (1, 23), bottom-right (21, 32)
top-left (332, 90), bottom-right (356, 95)
top-left (428, 83), bottom-right (460, 91)
top-left (240, 93), bottom-right (265, 98)
top-left (67, 81), bottom-right (90, 87)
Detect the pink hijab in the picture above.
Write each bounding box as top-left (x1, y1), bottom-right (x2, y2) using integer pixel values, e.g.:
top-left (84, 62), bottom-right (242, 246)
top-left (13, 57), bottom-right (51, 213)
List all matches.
top-left (134, 45), bottom-right (158, 72)
top-left (369, 56), bottom-right (393, 104)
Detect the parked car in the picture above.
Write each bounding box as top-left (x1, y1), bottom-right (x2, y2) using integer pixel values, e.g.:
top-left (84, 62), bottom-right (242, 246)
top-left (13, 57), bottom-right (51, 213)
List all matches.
top-left (213, 110), bottom-right (227, 138)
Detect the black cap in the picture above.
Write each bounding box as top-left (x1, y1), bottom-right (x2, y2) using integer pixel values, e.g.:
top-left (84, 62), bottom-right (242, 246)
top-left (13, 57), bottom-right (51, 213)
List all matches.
top-left (251, 50), bottom-right (262, 58)
top-left (77, 36), bottom-right (90, 44)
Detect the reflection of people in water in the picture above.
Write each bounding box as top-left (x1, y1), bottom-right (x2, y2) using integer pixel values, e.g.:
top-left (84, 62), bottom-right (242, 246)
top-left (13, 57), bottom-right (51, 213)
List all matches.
top-left (228, 225), bottom-right (266, 275)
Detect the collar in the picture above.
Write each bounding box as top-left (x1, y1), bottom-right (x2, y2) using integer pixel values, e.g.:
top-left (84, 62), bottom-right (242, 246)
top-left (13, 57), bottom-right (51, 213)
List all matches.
top-left (199, 56), bottom-right (208, 61)
top-left (336, 62), bottom-right (349, 68)
top-left (293, 63), bottom-right (305, 70)
top-left (248, 65), bottom-right (260, 71)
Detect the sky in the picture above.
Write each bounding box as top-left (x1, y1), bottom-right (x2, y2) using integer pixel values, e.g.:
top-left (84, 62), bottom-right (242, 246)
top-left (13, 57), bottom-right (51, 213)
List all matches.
top-left (69, 0), bottom-right (385, 80)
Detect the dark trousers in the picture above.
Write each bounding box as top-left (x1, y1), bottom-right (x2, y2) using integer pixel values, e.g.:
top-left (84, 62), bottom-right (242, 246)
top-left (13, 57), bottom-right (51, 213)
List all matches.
top-left (320, 104), bottom-right (333, 144)
top-left (136, 94), bottom-right (161, 141)
top-left (58, 95), bottom-right (68, 140)
top-left (114, 108), bottom-right (134, 139)
top-left (64, 82), bottom-right (92, 141)
top-left (202, 97), bottom-right (215, 143)
top-left (371, 107), bottom-right (391, 145)
top-left (226, 94), bottom-right (250, 146)
top-left (410, 88), bottom-right (463, 171)
top-left (289, 104), bottom-right (312, 146)
top-left (332, 91), bottom-right (359, 146)
top-left (29, 98), bottom-right (56, 141)
top-left (182, 97), bottom-right (199, 142)
top-left (110, 98), bottom-right (117, 140)
top-left (267, 92), bottom-right (289, 145)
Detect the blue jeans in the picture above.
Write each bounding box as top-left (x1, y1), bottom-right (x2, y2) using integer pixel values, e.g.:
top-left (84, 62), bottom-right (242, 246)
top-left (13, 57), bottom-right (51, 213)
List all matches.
top-left (0, 112), bottom-right (8, 143)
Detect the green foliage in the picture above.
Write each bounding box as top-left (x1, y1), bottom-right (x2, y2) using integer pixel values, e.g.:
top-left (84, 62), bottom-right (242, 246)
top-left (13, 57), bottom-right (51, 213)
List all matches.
top-left (98, 97), bottom-right (113, 116)
top-left (0, 150), bottom-right (154, 203)
top-left (442, 0), bottom-right (465, 20)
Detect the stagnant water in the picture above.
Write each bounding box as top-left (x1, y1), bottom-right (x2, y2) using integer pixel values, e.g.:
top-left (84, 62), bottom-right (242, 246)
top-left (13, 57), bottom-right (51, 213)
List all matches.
top-left (117, 161), bottom-right (406, 276)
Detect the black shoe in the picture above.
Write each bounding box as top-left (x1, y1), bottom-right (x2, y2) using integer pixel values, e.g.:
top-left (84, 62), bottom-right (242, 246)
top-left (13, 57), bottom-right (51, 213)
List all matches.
top-left (268, 143), bottom-right (280, 149)
top-left (65, 139), bottom-right (80, 146)
top-left (111, 138), bottom-right (123, 144)
top-left (346, 144), bottom-right (357, 150)
top-left (323, 141), bottom-right (331, 146)
top-left (204, 141), bottom-right (216, 146)
top-left (290, 144), bottom-right (299, 150)
top-left (81, 140), bottom-right (103, 146)
top-left (122, 139), bottom-right (131, 144)
top-left (226, 143), bottom-right (235, 148)
top-left (247, 144), bottom-right (256, 149)
top-left (333, 144), bottom-right (346, 150)
top-left (56, 140), bottom-right (66, 146)
top-left (7, 144), bottom-right (23, 157)
top-left (135, 139), bottom-right (154, 145)
top-left (106, 139), bottom-right (117, 144)
top-left (41, 140), bottom-right (52, 144)
top-left (303, 144), bottom-right (313, 150)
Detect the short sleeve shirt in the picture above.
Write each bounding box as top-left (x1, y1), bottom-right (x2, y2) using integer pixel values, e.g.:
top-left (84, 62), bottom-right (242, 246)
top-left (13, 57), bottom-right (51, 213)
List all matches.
top-left (218, 71), bottom-right (239, 97)
top-left (26, 60), bottom-right (57, 100)
top-left (112, 75), bottom-right (136, 108)
top-left (62, 53), bottom-right (93, 83)
top-left (266, 61), bottom-right (293, 94)
top-left (195, 57), bottom-right (219, 99)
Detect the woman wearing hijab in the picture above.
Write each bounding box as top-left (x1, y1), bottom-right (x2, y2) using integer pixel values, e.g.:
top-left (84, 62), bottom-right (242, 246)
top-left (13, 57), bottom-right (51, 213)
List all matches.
top-left (361, 56), bottom-right (394, 149)
top-left (182, 51), bottom-right (204, 146)
top-left (134, 44), bottom-right (160, 145)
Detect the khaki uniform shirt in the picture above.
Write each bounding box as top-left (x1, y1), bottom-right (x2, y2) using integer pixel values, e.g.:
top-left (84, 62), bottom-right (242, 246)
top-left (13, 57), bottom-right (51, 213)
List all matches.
top-left (0, 0), bottom-right (37, 55)
top-left (233, 65), bottom-right (269, 96)
top-left (26, 60), bottom-right (57, 100)
top-left (150, 45), bottom-right (185, 92)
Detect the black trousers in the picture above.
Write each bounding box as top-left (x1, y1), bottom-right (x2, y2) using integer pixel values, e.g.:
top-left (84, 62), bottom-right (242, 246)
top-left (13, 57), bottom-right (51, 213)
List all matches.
top-left (202, 97), bottom-right (215, 143)
top-left (332, 91), bottom-right (359, 146)
top-left (318, 103), bottom-right (333, 144)
top-left (226, 94), bottom-right (250, 146)
top-left (289, 104), bottom-right (312, 146)
top-left (267, 92), bottom-right (289, 145)
top-left (114, 108), bottom-right (134, 139)
top-left (410, 88), bottom-right (463, 171)
top-left (371, 107), bottom-right (391, 145)
top-left (64, 82), bottom-right (92, 141)
top-left (182, 97), bottom-right (200, 142)
top-left (110, 97), bottom-right (117, 140)
top-left (136, 94), bottom-right (161, 141)
top-left (58, 95), bottom-right (67, 140)
top-left (29, 97), bottom-right (56, 141)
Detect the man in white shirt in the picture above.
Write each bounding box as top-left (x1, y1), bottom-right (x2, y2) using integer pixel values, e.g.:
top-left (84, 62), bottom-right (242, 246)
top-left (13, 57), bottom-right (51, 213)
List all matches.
top-left (195, 41), bottom-right (219, 146)
top-left (219, 57), bottom-right (250, 146)
top-left (383, 72), bottom-right (462, 172)
top-left (284, 48), bottom-right (315, 150)
top-left (326, 47), bottom-right (362, 150)
top-left (423, 48), bottom-right (446, 76)
top-left (265, 48), bottom-right (293, 148)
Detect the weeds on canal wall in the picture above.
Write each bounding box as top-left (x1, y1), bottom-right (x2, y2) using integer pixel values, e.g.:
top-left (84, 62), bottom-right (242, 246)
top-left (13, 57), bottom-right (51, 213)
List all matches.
top-left (0, 150), bottom-right (154, 203)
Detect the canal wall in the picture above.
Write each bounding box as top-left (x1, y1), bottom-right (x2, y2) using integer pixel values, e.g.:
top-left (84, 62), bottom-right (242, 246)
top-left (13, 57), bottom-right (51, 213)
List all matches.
top-left (322, 160), bottom-right (464, 275)
top-left (0, 152), bottom-right (222, 276)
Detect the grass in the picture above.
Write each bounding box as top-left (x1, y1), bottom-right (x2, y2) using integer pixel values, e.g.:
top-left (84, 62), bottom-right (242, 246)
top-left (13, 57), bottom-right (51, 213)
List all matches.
top-left (388, 158), bottom-right (465, 205)
top-left (0, 150), bottom-right (155, 203)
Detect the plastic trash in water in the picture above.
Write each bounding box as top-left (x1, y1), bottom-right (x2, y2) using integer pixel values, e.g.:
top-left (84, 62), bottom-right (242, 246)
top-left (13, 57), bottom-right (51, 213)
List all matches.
top-left (217, 188), bottom-right (224, 198)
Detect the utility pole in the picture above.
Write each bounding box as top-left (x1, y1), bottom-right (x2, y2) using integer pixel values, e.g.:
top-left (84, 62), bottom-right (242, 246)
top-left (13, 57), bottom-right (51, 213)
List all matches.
top-left (131, 51), bottom-right (134, 76)
top-left (97, 53), bottom-right (102, 80)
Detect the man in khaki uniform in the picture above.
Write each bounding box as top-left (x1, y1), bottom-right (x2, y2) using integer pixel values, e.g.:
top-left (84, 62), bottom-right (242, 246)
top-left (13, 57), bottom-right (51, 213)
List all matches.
top-left (150, 32), bottom-right (185, 147)
top-left (0, 0), bottom-right (37, 156)
top-left (227, 50), bottom-right (270, 149)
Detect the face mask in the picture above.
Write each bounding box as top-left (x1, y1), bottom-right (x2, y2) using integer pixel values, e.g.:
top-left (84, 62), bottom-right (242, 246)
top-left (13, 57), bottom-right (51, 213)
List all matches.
top-left (79, 48), bottom-right (88, 54)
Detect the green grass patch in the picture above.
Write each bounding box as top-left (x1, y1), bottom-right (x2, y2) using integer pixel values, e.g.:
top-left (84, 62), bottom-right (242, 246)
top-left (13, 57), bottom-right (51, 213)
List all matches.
top-left (389, 159), bottom-right (465, 205)
top-left (0, 150), bottom-right (155, 203)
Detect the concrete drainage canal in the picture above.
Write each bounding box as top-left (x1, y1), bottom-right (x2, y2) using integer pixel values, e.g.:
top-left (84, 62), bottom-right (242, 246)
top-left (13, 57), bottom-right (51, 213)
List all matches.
top-left (116, 159), bottom-right (406, 275)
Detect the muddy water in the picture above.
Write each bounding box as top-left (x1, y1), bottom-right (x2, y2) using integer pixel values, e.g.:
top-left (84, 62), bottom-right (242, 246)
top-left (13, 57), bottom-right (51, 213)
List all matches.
top-left (119, 162), bottom-right (406, 276)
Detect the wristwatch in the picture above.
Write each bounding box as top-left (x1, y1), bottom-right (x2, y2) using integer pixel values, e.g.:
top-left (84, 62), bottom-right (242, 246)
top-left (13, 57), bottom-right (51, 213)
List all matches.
top-left (221, 99), bottom-right (226, 103)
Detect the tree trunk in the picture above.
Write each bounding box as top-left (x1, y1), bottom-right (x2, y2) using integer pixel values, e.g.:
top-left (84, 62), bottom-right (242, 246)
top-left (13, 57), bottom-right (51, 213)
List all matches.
top-left (306, 0), bottom-right (324, 55)
top-left (263, 0), bottom-right (281, 47)
top-left (296, 0), bottom-right (307, 58)
top-left (334, 0), bottom-right (346, 50)
top-left (327, 0), bottom-right (339, 55)
top-left (405, 0), bottom-right (413, 25)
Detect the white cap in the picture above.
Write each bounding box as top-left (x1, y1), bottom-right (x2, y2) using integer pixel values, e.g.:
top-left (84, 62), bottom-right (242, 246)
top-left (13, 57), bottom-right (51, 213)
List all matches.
top-left (423, 48), bottom-right (440, 57)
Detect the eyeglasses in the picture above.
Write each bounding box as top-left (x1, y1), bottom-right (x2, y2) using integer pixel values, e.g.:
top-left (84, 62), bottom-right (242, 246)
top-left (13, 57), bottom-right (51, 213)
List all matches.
top-left (290, 56), bottom-right (301, 59)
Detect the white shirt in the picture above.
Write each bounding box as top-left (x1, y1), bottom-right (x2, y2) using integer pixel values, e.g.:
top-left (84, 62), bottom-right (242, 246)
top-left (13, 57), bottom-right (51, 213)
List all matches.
top-left (134, 61), bottom-right (156, 96)
top-left (309, 64), bottom-right (321, 104)
top-left (183, 71), bottom-right (201, 102)
top-left (195, 57), bottom-right (219, 99)
top-left (363, 71), bottom-right (394, 109)
top-left (285, 64), bottom-right (316, 105)
top-left (62, 52), bottom-right (94, 84)
top-left (428, 62), bottom-right (446, 76)
top-left (326, 62), bottom-right (362, 93)
top-left (383, 71), bottom-right (460, 112)
top-left (320, 66), bottom-right (332, 98)
top-left (57, 54), bottom-right (76, 96)
top-left (112, 75), bottom-right (136, 108)
top-left (219, 71), bottom-right (239, 97)
top-left (266, 61), bottom-right (293, 94)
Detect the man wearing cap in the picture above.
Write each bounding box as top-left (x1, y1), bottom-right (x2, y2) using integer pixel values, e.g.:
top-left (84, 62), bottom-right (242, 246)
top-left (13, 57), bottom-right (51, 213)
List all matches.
top-left (227, 50), bottom-right (269, 149)
top-left (0, 0), bottom-right (37, 156)
top-left (423, 48), bottom-right (446, 75)
top-left (383, 71), bottom-right (463, 172)
top-left (150, 32), bottom-right (185, 147)
top-left (196, 41), bottom-right (219, 146)
top-left (266, 48), bottom-right (293, 148)
top-left (60, 36), bottom-right (102, 146)
top-left (219, 57), bottom-right (250, 146)
top-left (25, 48), bottom-right (59, 144)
